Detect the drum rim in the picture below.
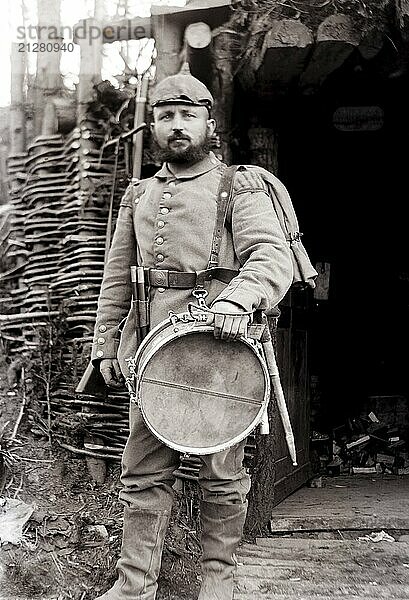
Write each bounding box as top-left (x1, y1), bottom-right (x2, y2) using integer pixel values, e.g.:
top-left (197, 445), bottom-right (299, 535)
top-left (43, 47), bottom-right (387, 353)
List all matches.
top-left (134, 318), bottom-right (271, 455)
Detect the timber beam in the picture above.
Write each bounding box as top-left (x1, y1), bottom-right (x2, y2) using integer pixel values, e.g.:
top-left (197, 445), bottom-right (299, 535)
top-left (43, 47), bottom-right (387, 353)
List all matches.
top-left (299, 15), bottom-right (362, 91)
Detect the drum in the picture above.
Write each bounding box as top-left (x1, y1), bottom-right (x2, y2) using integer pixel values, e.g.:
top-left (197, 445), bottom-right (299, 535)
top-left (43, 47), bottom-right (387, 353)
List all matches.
top-left (127, 311), bottom-right (270, 455)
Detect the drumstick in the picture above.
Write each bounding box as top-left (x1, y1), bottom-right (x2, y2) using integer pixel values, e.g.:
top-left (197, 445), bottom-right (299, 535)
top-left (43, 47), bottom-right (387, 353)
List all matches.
top-left (262, 335), bottom-right (297, 466)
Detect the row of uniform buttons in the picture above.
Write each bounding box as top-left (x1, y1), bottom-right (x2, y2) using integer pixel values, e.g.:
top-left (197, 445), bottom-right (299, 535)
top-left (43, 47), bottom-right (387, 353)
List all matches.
top-left (156, 189), bottom-right (172, 264)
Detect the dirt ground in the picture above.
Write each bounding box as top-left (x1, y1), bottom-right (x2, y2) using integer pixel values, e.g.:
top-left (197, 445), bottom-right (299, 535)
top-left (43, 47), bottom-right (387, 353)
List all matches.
top-left (0, 359), bottom-right (201, 600)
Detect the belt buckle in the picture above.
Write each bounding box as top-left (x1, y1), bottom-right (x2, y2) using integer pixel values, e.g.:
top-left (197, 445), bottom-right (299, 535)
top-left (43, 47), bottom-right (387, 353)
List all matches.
top-left (151, 269), bottom-right (169, 287)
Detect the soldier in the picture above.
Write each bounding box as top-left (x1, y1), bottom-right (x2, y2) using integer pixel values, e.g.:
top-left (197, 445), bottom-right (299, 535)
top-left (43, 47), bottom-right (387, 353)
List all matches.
top-left (92, 71), bottom-right (293, 600)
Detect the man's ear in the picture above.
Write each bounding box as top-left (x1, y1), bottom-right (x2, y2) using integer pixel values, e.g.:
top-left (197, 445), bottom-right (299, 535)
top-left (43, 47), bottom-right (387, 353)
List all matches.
top-left (207, 118), bottom-right (216, 136)
top-left (150, 122), bottom-right (155, 133)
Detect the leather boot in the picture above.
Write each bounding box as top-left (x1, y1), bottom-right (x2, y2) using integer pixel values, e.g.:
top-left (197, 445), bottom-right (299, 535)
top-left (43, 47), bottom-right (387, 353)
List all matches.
top-left (198, 501), bottom-right (247, 600)
top-left (95, 507), bottom-right (170, 600)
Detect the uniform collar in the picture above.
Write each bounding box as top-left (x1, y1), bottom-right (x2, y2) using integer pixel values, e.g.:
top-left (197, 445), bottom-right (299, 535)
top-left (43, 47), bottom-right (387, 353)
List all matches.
top-left (154, 151), bottom-right (221, 180)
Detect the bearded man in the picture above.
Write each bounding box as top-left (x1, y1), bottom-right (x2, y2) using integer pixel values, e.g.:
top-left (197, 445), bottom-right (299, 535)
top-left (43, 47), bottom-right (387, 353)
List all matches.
top-left (91, 71), bottom-right (293, 600)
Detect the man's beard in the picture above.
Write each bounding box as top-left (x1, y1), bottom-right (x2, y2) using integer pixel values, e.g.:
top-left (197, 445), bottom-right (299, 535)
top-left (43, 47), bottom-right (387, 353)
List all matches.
top-left (151, 131), bottom-right (213, 164)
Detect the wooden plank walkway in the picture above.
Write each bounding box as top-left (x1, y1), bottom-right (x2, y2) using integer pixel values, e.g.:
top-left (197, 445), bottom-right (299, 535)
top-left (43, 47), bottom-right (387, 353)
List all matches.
top-left (234, 538), bottom-right (409, 599)
top-left (268, 475), bottom-right (409, 533)
top-left (235, 475), bottom-right (409, 598)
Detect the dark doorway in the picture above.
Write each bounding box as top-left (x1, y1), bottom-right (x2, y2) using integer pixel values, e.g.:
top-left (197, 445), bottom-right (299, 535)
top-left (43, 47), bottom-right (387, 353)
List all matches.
top-left (279, 55), bottom-right (409, 430)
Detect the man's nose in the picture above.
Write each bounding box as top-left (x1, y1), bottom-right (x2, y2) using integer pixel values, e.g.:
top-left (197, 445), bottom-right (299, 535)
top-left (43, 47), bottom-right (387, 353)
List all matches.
top-left (171, 114), bottom-right (184, 130)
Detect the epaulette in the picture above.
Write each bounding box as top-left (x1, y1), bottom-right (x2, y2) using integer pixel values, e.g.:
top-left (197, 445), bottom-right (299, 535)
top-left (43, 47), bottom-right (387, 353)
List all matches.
top-left (233, 168), bottom-right (269, 195)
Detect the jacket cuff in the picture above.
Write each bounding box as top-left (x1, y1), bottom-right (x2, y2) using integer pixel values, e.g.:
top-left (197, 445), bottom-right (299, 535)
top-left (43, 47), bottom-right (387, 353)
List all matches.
top-left (211, 281), bottom-right (260, 313)
top-left (91, 335), bottom-right (120, 363)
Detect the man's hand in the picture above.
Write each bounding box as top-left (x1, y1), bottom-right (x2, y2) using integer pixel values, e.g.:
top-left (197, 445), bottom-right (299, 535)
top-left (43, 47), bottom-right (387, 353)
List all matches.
top-left (212, 301), bottom-right (250, 341)
top-left (99, 359), bottom-right (125, 388)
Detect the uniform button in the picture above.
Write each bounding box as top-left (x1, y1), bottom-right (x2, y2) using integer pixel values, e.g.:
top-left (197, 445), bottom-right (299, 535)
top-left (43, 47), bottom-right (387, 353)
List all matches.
top-left (157, 287), bottom-right (166, 293)
top-left (162, 192), bottom-right (171, 199)
top-left (97, 337), bottom-right (105, 344)
top-left (156, 254), bottom-right (164, 262)
top-left (98, 324), bottom-right (107, 333)
top-left (160, 207), bottom-right (169, 214)
top-left (157, 220), bottom-right (165, 228)
top-left (156, 236), bottom-right (164, 245)
top-left (96, 350), bottom-right (104, 358)
top-left (134, 197), bottom-right (139, 204)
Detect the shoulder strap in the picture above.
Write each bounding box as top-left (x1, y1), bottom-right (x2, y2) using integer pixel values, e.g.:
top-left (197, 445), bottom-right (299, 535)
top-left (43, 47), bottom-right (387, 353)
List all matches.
top-left (207, 165), bottom-right (238, 269)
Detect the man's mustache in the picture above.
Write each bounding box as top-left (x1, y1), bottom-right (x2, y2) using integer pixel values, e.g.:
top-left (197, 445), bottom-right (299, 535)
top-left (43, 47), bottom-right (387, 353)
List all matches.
top-left (167, 134), bottom-right (191, 143)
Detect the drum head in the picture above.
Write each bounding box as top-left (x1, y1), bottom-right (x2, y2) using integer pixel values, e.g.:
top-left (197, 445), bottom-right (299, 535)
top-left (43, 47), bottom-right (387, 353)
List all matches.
top-left (136, 325), bottom-right (269, 455)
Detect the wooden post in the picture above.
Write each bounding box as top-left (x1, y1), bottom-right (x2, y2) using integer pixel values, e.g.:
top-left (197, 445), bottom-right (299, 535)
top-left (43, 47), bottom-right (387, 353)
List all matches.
top-left (245, 127), bottom-right (279, 533)
top-left (75, 18), bottom-right (103, 122)
top-left (10, 43), bottom-right (26, 154)
top-left (182, 22), bottom-right (213, 92)
top-left (132, 77), bottom-right (149, 180)
top-left (245, 318), bottom-right (280, 535)
top-left (34, 0), bottom-right (63, 136)
top-left (42, 100), bottom-right (58, 135)
top-left (152, 14), bottom-right (184, 81)
top-left (212, 29), bottom-right (241, 164)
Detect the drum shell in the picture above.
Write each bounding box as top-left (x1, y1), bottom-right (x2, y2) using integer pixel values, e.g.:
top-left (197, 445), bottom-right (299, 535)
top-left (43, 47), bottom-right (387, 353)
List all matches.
top-left (133, 316), bottom-right (270, 455)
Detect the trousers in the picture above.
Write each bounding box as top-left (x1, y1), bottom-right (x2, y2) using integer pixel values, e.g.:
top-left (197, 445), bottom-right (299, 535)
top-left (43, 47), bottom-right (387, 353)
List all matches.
top-left (119, 403), bottom-right (251, 509)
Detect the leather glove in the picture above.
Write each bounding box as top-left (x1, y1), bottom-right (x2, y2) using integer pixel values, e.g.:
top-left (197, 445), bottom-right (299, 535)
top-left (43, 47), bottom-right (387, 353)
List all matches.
top-left (99, 358), bottom-right (125, 389)
top-left (212, 300), bottom-right (250, 341)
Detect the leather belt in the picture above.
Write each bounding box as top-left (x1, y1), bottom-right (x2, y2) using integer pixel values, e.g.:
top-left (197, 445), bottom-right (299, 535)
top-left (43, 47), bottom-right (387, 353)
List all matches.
top-left (144, 267), bottom-right (238, 289)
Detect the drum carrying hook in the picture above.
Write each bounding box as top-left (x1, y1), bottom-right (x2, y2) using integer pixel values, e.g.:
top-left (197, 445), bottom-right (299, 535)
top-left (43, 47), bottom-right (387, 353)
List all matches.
top-left (192, 287), bottom-right (209, 309)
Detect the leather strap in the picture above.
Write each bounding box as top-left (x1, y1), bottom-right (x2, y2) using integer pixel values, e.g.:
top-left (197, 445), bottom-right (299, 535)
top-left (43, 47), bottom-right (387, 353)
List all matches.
top-left (207, 165), bottom-right (238, 269)
top-left (145, 267), bottom-right (238, 289)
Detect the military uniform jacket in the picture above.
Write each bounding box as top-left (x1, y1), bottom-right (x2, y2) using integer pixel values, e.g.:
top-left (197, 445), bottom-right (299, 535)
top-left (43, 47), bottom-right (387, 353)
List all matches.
top-left (92, 152), bottom-right (293, 376)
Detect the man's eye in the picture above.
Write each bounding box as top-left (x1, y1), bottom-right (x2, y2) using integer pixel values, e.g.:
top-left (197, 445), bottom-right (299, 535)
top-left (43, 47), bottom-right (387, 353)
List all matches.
top-left (160, 114), bottom-right (171, 120)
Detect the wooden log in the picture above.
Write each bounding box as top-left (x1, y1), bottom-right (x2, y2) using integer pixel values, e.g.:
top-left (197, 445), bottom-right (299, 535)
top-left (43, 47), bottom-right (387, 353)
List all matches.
top-left (257, 20), bottom-right (314, 88)
top-left (42, 101), bottom-right (58, 136)
top-left (182, 22), bottom-right (213, 92)
top-left (152, 14), bottom-right (184, 82)
top-left (300, 15), bottom-right (362, 90)
top-left (75, 18), bottom-right (103, 122)
top-left (212, 28), bottom-right (242, 164)
top-left (34, 0), bottom-right (63, 136)
top-left (245, 318), bottom-right (279, 535)
top-left (133, 77), bottom-right (149, 180)
top-left (10, 43), bottom-right (27, 154)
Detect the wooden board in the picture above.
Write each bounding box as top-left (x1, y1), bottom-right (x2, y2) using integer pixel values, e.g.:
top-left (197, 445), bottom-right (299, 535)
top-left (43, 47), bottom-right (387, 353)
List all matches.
top-left (270, 475), bottom-right (409, 532)
top-left (235, 537), bottom-right (409, 598)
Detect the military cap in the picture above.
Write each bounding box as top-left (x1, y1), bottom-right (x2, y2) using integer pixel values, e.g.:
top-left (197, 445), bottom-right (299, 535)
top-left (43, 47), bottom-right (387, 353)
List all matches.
top-left (150, 69), bottom-right (213, 111)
